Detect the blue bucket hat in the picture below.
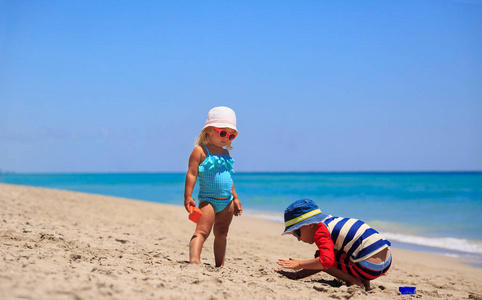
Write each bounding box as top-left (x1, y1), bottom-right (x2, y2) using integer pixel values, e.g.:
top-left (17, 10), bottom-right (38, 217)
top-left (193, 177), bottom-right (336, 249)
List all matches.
top-left (282, 199), bottom-right (328, 235)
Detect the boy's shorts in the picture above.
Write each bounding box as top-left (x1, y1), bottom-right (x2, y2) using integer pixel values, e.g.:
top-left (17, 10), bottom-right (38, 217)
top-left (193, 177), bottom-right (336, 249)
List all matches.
top-left (315, 250), bottom-right (392, 280)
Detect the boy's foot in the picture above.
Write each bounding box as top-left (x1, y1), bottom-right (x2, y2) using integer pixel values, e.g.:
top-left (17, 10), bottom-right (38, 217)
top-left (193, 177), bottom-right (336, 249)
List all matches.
top-left (347, 277), bottom-right (365, 290)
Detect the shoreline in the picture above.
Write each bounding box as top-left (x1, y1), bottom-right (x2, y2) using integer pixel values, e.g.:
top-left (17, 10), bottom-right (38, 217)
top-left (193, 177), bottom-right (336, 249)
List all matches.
top-left (243, 211), bottom-right (482, 269)
top-left (1, 183), bottom-right (482, 299)
top-left (3, 181), bottom-right (482, 266)
top-left (4, 181), bottom-right (482, 267)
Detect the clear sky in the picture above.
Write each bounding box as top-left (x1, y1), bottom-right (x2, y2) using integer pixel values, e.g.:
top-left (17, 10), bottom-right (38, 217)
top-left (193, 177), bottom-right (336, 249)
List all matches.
top-left (1, 0), bottom-right (481, 173)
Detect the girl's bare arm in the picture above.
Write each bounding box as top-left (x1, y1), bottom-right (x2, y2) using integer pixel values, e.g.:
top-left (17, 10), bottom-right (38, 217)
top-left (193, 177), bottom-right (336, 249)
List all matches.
top-left (232, 184), bottom-right (242, 216)
top-left (184, 147), bottom-right (203, 211)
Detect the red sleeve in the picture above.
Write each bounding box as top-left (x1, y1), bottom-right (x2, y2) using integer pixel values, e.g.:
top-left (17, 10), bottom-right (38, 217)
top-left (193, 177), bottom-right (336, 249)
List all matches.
top-left (314, 223), bottom-right (335, 269)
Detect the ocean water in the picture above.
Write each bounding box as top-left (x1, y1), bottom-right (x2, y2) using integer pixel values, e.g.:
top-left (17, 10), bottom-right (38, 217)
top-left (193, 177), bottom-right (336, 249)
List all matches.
top-left (1, 172), bottom-right (481, 265)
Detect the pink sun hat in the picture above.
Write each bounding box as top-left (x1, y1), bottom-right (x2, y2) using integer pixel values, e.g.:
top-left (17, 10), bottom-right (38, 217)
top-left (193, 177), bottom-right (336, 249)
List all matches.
top-left (203, 106), bottom-right (237, 131)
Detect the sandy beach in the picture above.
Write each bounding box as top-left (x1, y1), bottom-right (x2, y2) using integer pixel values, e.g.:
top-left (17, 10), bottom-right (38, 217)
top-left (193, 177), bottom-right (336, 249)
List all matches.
top-left (1, 183), bottom-right (481, 300)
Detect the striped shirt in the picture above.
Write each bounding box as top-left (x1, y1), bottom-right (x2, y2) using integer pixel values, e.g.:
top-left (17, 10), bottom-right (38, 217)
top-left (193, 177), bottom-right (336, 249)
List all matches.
top-left (322, 215), bottom-right (391, 263)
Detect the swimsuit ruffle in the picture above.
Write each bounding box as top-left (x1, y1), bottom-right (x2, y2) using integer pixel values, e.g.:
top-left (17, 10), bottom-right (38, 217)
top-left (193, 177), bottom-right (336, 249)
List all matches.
top-left (198, 155), bottom-right (235, 173)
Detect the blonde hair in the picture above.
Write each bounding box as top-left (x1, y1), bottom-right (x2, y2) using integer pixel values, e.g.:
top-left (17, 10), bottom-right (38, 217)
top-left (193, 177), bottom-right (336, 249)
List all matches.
top-left (195, 127), bottom-right (235, 150)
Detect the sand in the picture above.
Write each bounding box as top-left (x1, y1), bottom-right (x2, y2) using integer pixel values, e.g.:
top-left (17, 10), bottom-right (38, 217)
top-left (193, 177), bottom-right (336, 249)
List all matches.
top-left (1, 183), bottom-right (481, 300)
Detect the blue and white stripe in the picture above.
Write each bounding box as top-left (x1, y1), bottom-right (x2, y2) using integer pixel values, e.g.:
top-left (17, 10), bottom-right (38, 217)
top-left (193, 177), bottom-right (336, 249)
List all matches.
top-left (323, 215), bottom-right (391, 262)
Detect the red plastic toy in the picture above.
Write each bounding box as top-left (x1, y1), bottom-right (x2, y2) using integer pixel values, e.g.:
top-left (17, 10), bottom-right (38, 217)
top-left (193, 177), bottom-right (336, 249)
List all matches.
top-left (188, 206), bottom-right (202, 223)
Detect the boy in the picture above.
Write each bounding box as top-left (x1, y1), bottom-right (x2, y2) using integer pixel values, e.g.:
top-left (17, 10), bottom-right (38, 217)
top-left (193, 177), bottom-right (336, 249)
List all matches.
top-left (275, 199), bottom-right (391, 290)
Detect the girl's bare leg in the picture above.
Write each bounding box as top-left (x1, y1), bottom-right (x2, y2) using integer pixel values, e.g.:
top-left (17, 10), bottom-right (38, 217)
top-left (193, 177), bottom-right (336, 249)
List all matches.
top-left (189, 202), bottom-right (215, 264)
top-left (212, 201), bottom-right (234, 267)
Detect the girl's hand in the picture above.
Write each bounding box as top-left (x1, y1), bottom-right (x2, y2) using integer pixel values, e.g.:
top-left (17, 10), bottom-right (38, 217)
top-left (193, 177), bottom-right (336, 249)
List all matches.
top-left (184, 197), bottom-right (196, 212)
top-left (233, 198), bottom-right (243, 216)
top-left (277, 258), bottom-right (302, 270)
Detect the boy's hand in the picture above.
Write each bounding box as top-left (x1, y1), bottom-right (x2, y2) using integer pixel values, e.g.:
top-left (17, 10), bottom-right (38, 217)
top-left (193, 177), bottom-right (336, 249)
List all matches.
top-left (274, 268), bottom-right (299, 279)
top-left (277, 258), bottom-right (302, 270)
top-left (275, 267), bottom-right (322, 280)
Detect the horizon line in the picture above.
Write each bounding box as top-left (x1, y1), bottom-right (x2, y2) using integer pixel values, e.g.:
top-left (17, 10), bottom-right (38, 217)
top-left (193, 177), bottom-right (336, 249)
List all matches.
top-left (1, 170), bottom-right (482, 175)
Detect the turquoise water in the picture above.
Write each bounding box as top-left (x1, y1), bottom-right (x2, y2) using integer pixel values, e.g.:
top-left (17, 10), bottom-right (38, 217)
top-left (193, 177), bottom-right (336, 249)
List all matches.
top-left (1, 172), bottom-right (481, 261)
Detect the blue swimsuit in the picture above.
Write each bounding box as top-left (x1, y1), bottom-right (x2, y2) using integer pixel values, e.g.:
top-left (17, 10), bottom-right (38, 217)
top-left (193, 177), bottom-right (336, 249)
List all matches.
top-left (198, 145), bottom-right (235, 213)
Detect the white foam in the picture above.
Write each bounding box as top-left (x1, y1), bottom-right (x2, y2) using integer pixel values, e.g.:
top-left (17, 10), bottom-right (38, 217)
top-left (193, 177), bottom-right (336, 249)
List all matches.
top-left (243, 210), bottom-right (284, 223)
top-left (383, 232), bottom-right (482, 255)
top-left (243, 211), bottom-right (482, 256)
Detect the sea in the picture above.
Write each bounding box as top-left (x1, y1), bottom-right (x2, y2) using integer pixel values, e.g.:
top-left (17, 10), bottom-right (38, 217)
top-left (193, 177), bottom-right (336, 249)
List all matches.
top-left (1, 172), bottom-right (481, 267)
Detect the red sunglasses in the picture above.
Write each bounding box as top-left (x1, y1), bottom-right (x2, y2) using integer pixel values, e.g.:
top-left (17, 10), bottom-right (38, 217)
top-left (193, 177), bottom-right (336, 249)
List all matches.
top-left (212, 127), bottom-right (237, 141)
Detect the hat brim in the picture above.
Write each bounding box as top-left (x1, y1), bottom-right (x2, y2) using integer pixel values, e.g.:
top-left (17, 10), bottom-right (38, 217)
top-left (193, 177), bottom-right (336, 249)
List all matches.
top-left (203, 123), bottom-right (237, 132)
top-left (282, 213), bottom-right (327, 235)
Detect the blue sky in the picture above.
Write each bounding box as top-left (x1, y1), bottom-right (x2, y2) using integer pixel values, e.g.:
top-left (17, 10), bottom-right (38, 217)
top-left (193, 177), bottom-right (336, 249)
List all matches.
top-left (1, 0), bottom-right (481, 173)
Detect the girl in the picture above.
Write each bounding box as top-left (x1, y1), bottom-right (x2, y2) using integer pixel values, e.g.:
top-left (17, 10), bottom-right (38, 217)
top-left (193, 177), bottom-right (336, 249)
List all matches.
top-left (184, 106), bottom-right (242, 267)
